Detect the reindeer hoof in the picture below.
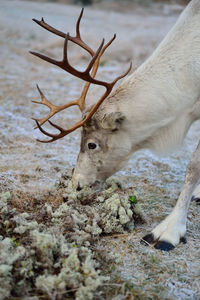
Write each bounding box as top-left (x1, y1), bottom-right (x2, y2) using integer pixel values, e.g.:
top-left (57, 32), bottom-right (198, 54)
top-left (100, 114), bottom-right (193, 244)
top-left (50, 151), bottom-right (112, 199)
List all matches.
top-left (154, 236), bottom-right (187, 251)
top-left (141, 233), bottom-right (154, 245)
top-left (141, 234), bottom-right (187, 250)
top-left (180, 236), bottom-right (187, 244)
top-left (191, 195), bottom-right (200, 205)
top-left (154, 241), bottom-right (175, 251)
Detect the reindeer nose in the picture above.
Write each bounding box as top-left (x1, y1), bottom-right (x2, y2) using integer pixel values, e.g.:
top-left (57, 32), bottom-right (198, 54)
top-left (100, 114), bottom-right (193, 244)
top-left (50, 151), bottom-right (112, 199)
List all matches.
top-left (76, 182), bottom-right (82, 191)
top-left (72, 171), bottom-right (89, 190)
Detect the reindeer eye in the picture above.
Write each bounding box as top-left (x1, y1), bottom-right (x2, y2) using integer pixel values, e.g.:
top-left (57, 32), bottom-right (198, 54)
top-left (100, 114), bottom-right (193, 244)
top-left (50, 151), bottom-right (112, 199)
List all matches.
top-left (88, 142), bottom-right (97, 150)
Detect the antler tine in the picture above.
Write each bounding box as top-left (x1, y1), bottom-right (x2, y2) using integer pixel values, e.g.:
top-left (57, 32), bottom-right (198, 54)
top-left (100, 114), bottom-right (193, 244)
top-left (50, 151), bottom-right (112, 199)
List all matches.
top-left (76, 8), bottom-right (83, 39)
top-left (32, 8), bottom-right (94, 56)
top-left (34, 119), bottom-right (63, 142)
top-left (32, 85), bottom-right (78, 127)
top-left (32, 84), bottom-right (57, 112)
top-left (112, 62), bottom-right (132, 86)
top-left (81, 62), bottom-right (132, 123)
top-left (32, 34), bottom-right (117, 128)
top-left (30, 35), bottom-right (108, 88)
top-left (35, 119), bottom-right (71, 143)
top-left (35, 119), bottom-right (82, 143)
top-left (32, 84), bottom-right (55, 128)
top-left (35, 61), bottom-right (132, 143)
top-left (77, 34), bottom-right (117, 111)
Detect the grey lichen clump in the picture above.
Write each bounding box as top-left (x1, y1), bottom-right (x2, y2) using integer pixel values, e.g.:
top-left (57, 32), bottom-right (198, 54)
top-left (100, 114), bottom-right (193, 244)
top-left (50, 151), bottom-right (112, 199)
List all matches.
top-left (59, 173), bottom-right (139, 234)
top-left (0, 191), bottom-right (108, 300)
top-left (0, 176), bottom-right (143, 300)
top-left (33, 232), bottom-right (108, 300)
top-left (0, 237), bottom-right (26, 299)
top-left (100, 192), bottom-right (134, 233)
top-left (35, 246), bottom-right (106, 300)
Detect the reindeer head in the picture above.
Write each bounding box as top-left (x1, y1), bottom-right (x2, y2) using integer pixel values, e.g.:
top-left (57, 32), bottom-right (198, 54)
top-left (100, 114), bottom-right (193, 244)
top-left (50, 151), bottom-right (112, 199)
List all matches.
top-left (30, 9), bottom-right (132, 189)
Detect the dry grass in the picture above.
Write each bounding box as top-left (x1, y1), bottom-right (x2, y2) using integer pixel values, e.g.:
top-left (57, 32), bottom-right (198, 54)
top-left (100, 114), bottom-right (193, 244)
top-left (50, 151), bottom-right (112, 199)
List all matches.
top-left (10, 189), bottom-right (63, 213)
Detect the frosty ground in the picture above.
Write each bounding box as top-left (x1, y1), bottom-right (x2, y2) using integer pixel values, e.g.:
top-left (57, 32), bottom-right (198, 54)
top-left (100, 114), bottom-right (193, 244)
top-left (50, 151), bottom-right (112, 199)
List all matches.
top-left (0, 0), bottom-right (200, 299)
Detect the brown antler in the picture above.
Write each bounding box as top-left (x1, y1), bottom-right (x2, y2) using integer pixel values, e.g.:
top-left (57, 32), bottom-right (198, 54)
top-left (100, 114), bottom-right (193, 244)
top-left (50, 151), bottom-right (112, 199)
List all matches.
top-left (32, 8), bottom-right (94, 56)
top-left (30, 9), bottom-right (132, 142)
top-left (31, 34), bottom-right (117, 128)
top-left (31, 8), bottom-right (97, 128)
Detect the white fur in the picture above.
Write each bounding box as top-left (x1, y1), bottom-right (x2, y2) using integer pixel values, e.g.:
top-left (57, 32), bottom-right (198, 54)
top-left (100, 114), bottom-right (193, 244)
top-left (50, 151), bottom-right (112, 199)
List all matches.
top-left (152, 140), bottom-right (200, 246)
top-left (120, 0), bottom-right (200, 155)
top-left (192, 184), bottom-right (200, 200)
top-left (152, 208), bottom-right (187, 246)
top-left (73, 0), bottom-right (200, 247)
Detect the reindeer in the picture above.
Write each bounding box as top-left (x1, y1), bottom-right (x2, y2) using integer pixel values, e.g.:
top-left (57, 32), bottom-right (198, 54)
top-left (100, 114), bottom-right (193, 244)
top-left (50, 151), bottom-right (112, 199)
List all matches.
top-left (30, 0), bottom-right (200, 251)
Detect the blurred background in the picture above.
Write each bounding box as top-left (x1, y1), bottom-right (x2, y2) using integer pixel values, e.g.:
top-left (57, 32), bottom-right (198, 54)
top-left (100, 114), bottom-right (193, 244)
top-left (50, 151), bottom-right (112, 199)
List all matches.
top-left (16, 0), bottom-right (191, 8)
top-left (20, 0), bottom-right (190, 5)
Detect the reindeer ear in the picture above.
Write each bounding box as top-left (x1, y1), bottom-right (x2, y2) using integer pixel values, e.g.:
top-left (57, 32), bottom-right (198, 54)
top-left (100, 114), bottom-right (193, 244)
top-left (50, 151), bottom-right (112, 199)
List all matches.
top-left (100, 112), bottom-right (126, 130)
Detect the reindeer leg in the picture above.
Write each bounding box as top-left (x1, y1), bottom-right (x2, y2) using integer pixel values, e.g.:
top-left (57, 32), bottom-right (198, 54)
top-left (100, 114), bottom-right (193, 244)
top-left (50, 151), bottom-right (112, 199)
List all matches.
top-left (142, 140), bottom-right (200, 251)
top-left (191, 184), bottom-right (200, 205)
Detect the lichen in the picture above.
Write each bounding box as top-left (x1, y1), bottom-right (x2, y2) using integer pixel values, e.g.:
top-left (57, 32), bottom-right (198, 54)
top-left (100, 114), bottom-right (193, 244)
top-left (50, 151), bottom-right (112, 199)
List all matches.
top-left (0, 176), bottom-right (144, 300)
top-left (99, 192), bottom-right (134, 232)
top-left (13, 213), bottom-right (39, 234)
top-left (35, 245), bottom-right (108, 300)
top-left (58, 172), bottom-right (141, 234)
top-left (0, 191), bottom-right (11, 214)
top-left (0, 237), bottom-right (27, 299)
top-left (0, 191), bottom-right (11, 203)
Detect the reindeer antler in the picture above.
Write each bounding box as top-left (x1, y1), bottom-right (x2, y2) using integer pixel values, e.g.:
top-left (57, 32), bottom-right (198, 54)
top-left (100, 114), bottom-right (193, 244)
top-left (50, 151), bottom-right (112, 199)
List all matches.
top-left (30, 9), bottom-right (132, 143)
top-left (32, 8), bottom-right (94, 56)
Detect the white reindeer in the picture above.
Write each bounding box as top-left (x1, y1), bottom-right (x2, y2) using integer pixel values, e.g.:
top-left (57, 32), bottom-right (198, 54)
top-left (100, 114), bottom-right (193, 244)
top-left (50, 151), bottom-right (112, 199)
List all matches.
top-left (31, 0), bottom-right (200, 251)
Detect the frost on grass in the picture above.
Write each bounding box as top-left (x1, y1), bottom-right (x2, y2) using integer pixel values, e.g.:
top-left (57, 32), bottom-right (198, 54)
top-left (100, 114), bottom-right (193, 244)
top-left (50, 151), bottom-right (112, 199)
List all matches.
top-left (0, 174), bottom-right (144, 300)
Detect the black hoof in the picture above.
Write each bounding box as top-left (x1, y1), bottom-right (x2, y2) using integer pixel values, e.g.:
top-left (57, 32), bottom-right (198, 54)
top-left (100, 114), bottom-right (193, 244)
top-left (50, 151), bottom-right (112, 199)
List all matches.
top-left (191, 196), bottom-right (200, 205)
top-left (180, 237), bottom-right (187, 244)
top-left (154, 241), bottom-right (175, 251)
top-left (141, 233), bottom-right (155, 245)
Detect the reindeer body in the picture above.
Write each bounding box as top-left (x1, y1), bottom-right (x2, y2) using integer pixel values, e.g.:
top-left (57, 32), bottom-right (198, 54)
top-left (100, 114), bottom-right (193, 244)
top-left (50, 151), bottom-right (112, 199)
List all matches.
top-left (73, 0), bottom-right (200, 250)
top-left (32, 0), bottom-right (200, 250)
